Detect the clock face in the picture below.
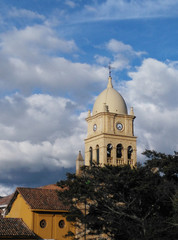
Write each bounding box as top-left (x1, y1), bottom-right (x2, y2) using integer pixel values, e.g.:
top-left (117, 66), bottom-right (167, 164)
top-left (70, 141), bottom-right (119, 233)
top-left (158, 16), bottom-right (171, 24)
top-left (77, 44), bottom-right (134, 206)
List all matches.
top-left (93, 124), bottom-right (97, 131)
top-left (116, 123), bottom-right (123, 131)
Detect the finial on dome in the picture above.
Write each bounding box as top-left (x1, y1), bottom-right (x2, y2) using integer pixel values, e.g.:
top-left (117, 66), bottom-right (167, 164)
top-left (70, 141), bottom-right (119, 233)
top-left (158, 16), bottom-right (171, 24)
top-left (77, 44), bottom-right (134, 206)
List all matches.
top-left (107, 64), bottom-right (113, 88)
top-left (109, 64), bottom-right (112, 77)
top-left (88, 110), bottom-right (91, 117)
top-left (103, 103), bottom-right (109, 112)
top-left (130, 107), bottom-right (134, 115)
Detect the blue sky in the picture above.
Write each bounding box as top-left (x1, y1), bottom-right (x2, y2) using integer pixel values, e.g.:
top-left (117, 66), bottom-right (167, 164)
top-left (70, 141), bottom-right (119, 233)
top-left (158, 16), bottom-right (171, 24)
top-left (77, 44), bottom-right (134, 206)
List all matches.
top-left (0, 0), bottom-right (178, 195)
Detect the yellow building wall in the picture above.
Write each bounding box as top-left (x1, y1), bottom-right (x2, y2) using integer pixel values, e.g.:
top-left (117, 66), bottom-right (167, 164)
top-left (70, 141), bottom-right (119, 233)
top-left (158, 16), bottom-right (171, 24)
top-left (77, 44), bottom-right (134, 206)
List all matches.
top-left (34, 212), bottom-right (74, 240)
top-left (6, 193), bottom-right (33, 229)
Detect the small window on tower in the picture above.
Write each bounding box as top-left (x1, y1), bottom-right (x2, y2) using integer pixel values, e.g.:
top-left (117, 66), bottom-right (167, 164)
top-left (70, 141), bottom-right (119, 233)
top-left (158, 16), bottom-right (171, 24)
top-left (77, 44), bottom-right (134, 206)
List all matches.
top-left (107, 144), bottom-right (113, 158)
top-left (117, 144), bottom-right (123, 158)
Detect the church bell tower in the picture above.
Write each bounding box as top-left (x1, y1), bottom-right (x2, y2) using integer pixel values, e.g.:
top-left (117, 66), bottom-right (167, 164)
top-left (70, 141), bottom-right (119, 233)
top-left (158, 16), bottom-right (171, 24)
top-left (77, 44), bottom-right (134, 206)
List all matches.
top-left (84, 73), bottom-right (137, 167)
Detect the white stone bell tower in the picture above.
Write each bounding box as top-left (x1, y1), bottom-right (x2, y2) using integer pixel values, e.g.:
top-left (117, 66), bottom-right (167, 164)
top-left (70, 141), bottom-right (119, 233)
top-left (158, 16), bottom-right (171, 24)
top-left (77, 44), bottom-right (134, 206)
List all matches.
top-left (84, 74), bottom-right (137, 167)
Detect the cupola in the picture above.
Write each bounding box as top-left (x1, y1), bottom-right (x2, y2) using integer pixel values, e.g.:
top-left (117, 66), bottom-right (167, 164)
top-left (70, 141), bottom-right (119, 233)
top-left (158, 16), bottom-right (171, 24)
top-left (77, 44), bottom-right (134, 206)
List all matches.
top-left (92, 76), bottom-right (128, 115)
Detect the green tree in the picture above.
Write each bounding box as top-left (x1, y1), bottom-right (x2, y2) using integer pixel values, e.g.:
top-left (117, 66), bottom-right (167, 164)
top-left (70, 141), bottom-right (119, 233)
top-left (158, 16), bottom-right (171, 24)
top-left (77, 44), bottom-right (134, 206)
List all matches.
top-left (57, 150), bottom-right (178, 240)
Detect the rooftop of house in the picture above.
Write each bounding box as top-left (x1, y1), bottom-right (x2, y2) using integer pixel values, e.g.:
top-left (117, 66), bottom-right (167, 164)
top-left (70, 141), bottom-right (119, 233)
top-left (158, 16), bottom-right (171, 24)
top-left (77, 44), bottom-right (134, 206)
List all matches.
top-left (39, 183), bottom-right (62, 190)
top-left (0, 218), bottom-right (37, 239)
top-left (6, 186), bottom-right (69, 214)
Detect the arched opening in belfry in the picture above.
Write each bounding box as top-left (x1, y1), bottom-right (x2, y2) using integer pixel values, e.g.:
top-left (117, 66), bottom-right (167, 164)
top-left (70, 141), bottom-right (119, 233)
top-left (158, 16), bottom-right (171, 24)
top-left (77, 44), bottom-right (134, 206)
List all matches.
top-left (107, 143), bottom-right (113, 158)
top-left (89, 147), bottom-right (93, 166)
top-left (116, 144), bottom-right (123, 158)
top-left (128, 146), bottom-right (133, 159)
top-left (96, 145), bottom-right (99, 165)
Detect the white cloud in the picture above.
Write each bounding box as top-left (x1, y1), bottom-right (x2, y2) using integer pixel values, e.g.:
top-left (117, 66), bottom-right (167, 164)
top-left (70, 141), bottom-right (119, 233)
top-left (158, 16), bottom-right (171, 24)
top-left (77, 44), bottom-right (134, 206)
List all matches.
top-left (93, 39), bottom-right (145, 72)
top-left (0, 138), bottom-right (81, 172)
top-left (0, 25), bottom-right (106, 100)
top-left (0, 93), bottom-right (87, 194)
top-left (98, 39), bottom-right (146, 71)
top-left (127, 58), bottom-right (178, 108)
top-left (0, 56), bottom-right (105, 100)
top-left (107, 39), bottom-right (146, 57)
top-left (94, 55), bottom-right (110, 65)
top-left (111, 56), bottom-right (130, 71)
top-left (75, 0), bottom-right (178, 22)
top-left (65, 0), bottom-right (76, 8)
top-left (107, 39), bottom-right (133, 53)
top-left (120, 58), bottom-right (178, 161)
top-left (8, 7), bottom-right (45, 20)
top-left (0, 25), bottom-right (78, 57)
top-left (0, 93), bottom-right (85, 142)
top-left (0, 184), bottom-right (15, 196)
top-left (84, 5), bottom-right (97, 13)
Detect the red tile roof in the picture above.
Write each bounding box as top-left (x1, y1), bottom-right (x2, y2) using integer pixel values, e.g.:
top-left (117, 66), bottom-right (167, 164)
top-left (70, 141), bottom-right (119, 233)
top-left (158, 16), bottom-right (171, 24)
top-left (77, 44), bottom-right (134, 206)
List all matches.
top-left (38, 183), bottom-right (63, 190)
top-left (7, 187), bottom-right (69, 213)
top-left (0, 218), bottom-right (37, 239)
top-left (0, 210), bottom-right (3, 218)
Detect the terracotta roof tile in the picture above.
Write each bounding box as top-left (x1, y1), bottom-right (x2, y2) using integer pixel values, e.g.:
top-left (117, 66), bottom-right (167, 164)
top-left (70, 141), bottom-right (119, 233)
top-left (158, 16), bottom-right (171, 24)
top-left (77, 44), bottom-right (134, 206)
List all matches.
top-left (0, 210), bottom-right (3, 218)
top-left (16, 187), bottom-right (69, 211)
top-left (38, 183), bottom-right (62, 190)
top-left (0, 218), bottom-right (36, 238)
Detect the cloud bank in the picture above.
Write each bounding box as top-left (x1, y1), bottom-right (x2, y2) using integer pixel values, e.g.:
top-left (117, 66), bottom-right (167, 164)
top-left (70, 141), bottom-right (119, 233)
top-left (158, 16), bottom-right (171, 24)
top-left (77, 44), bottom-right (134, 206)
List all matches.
top-left (0, 94), bottom-right (87, 195)
top-left (72, 0), bottom-right (178, 22)
top-left (0, 24), bottom-right (106, 102)
top-left (122, 58), bottom-right (178, 159)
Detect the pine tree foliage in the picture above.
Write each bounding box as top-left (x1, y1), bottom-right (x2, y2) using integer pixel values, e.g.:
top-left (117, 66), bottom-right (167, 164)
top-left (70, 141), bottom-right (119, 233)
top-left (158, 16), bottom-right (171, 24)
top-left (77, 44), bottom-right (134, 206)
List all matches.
top-left (57, 150), bottom-right (178, 240)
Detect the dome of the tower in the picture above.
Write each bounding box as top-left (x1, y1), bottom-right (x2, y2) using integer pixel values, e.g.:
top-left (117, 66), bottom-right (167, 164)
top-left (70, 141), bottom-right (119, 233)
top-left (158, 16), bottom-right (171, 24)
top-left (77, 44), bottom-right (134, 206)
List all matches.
top-left (92, 76), bottom-right (128, 115)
